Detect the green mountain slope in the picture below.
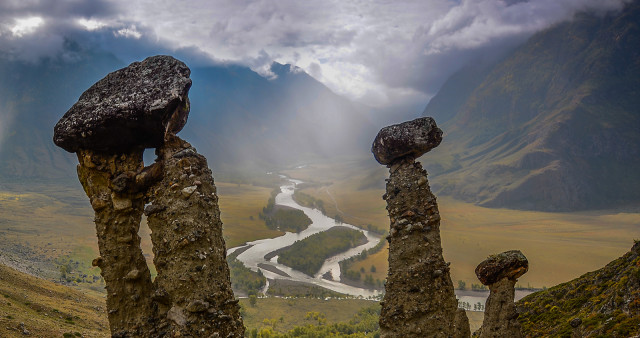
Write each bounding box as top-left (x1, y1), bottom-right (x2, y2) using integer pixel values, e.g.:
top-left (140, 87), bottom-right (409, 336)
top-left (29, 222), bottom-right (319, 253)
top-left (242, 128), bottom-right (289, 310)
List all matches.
top-left (516, 241), bottom-right (640, 337)
top-left (423, 1), bottom-right (640, 211)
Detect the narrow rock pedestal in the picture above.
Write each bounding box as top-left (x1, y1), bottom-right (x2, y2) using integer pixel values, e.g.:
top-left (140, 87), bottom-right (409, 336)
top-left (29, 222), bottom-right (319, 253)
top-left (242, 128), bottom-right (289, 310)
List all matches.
top-left (76, 149), bottom-right (156, 337)
top-left (373, 117), bottom-right (468, 337)
top-left (475, 250), bottom-right (528, 338)
top-left (145, 135), bottom-right (243, 337)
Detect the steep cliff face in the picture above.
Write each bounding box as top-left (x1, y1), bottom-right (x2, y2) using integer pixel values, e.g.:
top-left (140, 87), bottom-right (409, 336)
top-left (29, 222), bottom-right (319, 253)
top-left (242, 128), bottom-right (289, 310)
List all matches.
top-left (423, 1), bottom-right (640, 211)
top-left (516, 242), bottom-right (640, 337)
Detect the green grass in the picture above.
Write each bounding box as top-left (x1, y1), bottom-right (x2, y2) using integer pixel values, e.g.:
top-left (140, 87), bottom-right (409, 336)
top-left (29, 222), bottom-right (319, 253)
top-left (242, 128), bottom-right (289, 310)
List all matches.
top-left (238, 297), bottom-right (378, 335)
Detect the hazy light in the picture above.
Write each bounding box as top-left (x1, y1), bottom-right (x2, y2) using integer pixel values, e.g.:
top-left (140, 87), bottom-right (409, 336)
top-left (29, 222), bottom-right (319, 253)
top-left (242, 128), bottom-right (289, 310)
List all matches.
top-left (78, 18), bottom-right (106, 31)
top-left (11, 17), bottom-right (43, 37)
top-left (114, 25), bottom-right (142, 39)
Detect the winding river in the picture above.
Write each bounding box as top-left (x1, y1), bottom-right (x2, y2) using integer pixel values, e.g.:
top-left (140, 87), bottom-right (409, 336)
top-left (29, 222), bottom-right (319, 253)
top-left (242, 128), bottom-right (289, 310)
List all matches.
top-left (227, 176), bottom-right (383, 298)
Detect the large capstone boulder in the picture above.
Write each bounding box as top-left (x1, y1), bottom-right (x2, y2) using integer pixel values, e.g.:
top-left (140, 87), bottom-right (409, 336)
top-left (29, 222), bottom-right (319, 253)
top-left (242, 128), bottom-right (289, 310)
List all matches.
top-left (53, 55), bottom-right (191, 153)
top-left (475, 250), bottom-right (529, 286)
top-left (371, 117), bottom-right (443, 166)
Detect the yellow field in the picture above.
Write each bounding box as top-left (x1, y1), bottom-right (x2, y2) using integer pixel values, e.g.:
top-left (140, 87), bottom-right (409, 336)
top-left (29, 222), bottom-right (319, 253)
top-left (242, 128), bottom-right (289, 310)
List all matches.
top-left (0, 180), bottom-right (282, 285)
top-left (286, 163), bottom-right (640, 289)
top-left (217, 182), bottom-right (284, 248)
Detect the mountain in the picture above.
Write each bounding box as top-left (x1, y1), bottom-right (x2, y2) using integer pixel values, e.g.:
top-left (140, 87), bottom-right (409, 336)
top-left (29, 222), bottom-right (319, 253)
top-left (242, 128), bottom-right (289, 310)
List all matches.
top-left (0, 40), bottom-right (124, 179)
top-left (516, 241), bottom-right (640, 337)
top-left (0, 46), bottom-right (375, 181)
top-left (422, 1), bottom-right (640, 211)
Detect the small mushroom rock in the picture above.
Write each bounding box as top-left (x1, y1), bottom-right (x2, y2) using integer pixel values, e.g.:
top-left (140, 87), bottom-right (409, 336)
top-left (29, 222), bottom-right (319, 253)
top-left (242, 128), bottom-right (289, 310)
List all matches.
top-left (371, 117), bottom-right (443, 166)
top-left (53, 55), bottom-right (191, 153)
top-left (475, 250), bottom-right (529, 286)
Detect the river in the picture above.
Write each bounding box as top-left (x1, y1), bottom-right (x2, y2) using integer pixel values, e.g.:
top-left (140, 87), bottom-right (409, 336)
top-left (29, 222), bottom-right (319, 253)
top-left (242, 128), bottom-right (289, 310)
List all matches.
top-left (228, 176), bottom-right (383, 298)
top-left (227, 176), bottom-right (536, 305)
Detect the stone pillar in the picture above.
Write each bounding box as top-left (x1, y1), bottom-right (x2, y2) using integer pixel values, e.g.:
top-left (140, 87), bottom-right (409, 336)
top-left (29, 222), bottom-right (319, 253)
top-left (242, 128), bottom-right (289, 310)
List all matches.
top-left (475, 250), bottom-right (528, 338)
top-left (145, 135), bottom-right (243, 337)
top-left (76, 149), bottom-right (156, 337)
top-left (372, 117), bottom-right (468, 337)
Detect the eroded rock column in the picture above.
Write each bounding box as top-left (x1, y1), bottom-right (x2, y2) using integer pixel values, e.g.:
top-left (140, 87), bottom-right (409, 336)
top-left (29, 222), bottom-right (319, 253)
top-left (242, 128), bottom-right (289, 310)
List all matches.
top-left (145, 135), bottom-right (243, 337)
top-left (76, 149), bottom-right (156, 337)
top-left (373, 117), bottom-right (468, 337)
top-left (474, 250), bottom-right (528, 338)
top-left (53, 55), bottom-right (242, 337)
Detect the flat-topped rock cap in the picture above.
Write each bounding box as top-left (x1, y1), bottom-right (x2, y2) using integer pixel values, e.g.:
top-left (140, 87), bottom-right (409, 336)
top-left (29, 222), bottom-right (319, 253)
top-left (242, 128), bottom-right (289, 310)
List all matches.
top-left (475, 250), bottom-right (529, 285)
top-left (53, 55), bottom-right (191, 153)
top-left (371, 117), bottom-right (443, 166)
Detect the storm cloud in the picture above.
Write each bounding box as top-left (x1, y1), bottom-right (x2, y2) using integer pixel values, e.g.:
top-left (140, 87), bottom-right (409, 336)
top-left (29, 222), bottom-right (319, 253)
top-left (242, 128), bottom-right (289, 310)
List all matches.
top-left (0, 0), bottom-right (632, 107)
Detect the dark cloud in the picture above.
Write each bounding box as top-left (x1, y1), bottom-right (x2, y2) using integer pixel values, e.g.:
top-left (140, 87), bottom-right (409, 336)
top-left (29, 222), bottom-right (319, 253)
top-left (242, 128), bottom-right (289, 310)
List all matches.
top-left (0, 0), bottom-right (116, 20)
top-left (0, 0), bottom-right (633, 107)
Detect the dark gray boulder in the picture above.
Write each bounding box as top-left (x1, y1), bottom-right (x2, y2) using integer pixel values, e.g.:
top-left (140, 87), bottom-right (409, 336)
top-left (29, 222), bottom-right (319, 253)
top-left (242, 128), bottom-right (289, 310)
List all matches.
top-left (475, 250), bottom-right (529, 286)
top-left (53, 55), bottom-right (191, 153)
top-left (371, 117), bottom-right (443, 166)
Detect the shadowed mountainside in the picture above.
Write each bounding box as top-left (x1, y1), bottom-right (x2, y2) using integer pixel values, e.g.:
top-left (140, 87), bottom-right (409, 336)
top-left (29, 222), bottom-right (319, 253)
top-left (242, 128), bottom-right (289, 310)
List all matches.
top-left (423, 1), bottom-right (640, 211)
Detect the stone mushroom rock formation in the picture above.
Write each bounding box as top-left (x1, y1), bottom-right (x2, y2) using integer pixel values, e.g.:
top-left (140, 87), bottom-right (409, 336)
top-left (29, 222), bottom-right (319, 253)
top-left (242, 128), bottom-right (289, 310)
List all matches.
top-left (53, 55), bottom-right (191, 153)
top-left (371, 117), bottom-right (442, 166)
top-left (474, 250), bottom-right (528, 338)
top-left (53, 55), bottom-right (242, 337)
top-left (373, 117), bottom-right (468, 337)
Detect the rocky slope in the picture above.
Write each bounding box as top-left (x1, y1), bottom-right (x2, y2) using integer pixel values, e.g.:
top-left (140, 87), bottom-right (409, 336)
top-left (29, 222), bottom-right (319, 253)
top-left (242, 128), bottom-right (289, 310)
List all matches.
top-left (516, 241), bottom-right (640, 337)
top-left (423, 0), bottom-right (640, 211)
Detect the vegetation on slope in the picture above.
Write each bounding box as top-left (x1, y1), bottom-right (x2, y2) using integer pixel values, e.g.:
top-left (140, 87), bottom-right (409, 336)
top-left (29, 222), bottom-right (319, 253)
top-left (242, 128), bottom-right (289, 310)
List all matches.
top-left (277, 227), bottom-right (367, 276)
top-left (239, 297), bottom-right (381, 338)
top-left (0, 263), bottom-right (108, 337)
top-left (517, 241), bottom-right (640, 337)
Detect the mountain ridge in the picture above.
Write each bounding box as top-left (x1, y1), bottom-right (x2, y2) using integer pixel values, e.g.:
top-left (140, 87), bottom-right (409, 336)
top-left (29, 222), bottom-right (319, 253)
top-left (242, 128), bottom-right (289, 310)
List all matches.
top-left (422, 1), bottom-right (640, 211)
top-left (0, 47), bottom-right (375, 180)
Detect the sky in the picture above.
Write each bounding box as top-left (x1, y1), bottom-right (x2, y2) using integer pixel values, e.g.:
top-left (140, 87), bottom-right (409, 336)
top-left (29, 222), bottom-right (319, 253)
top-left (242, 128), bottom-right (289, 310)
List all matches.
top-left (0, 0), bottom-right (631, 108)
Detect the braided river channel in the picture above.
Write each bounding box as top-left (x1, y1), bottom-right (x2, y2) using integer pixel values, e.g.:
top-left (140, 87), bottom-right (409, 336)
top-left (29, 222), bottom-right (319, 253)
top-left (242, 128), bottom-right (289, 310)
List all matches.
top-left (227, 177), bottom-right (383, 298)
